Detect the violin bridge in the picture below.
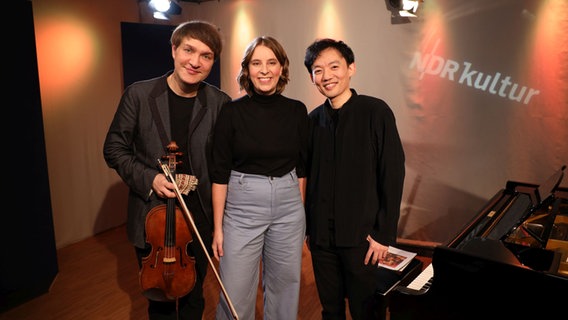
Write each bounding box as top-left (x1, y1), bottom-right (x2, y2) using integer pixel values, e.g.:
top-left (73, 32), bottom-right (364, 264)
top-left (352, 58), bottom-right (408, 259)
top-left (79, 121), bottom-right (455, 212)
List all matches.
top-left (163, 257), bottom-right (177, 263)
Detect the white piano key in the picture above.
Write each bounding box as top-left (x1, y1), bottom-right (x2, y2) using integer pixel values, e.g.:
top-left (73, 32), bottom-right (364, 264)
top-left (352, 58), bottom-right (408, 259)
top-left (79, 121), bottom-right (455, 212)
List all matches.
top-left (406, 263), bottom-right (434, 291)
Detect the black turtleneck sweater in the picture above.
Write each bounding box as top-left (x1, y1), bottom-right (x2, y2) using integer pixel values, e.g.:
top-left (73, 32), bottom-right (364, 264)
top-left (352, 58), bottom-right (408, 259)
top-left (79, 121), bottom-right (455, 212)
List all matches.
top-left (211, 93), bottom-right (308, 184)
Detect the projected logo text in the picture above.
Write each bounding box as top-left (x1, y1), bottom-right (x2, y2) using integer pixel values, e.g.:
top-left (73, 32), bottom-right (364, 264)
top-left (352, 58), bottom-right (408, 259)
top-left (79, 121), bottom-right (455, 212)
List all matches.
top-left (410, 45), bottom-right (540, 105)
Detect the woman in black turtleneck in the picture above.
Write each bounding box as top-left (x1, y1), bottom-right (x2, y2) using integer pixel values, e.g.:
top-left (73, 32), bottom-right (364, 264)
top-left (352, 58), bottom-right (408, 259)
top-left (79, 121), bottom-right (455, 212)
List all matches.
top-left (210, 36), bottom-right (308, 320)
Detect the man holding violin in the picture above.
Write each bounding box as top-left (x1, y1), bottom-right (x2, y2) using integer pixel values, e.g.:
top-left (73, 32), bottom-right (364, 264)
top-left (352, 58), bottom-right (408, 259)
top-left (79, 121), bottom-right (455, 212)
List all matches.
top-left (103, 20), bottom-right (231, 319)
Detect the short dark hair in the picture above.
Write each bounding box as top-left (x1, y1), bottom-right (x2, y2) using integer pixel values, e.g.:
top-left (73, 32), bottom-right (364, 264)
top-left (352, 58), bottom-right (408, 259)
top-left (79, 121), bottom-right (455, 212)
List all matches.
top-left (170, 20), bottom-right (223, 60)
top-left (237, 36), bottom-right (290, 95)
top-left (304, 38), bottom-right (355, 74)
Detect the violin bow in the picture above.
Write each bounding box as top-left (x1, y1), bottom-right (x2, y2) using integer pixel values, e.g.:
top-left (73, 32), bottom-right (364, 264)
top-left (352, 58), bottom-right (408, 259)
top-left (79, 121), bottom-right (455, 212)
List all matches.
top-left (158, 159), bottom-right (239, 320)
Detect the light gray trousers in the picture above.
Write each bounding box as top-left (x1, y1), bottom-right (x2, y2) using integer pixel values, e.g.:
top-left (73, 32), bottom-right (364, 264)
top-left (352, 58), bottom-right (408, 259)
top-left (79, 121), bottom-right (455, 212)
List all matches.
top-left (216, 169), bottom-right (306, 320)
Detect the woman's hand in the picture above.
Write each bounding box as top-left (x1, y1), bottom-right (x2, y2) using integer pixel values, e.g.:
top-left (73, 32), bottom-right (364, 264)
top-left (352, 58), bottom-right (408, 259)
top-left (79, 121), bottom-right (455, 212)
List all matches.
top-left (212, 230), bottom-right (224, 261)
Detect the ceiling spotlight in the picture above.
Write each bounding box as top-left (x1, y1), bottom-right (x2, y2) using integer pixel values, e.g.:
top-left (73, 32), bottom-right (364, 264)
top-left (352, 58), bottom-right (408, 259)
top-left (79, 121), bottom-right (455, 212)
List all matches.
top-left (149, 0), bottom-right (171, 12)
top-left (399, 0), bottom-right (421, 17)
top-left (147, 0), bottom-right (182, 20)
top-left (152, 11), bottom-right (169, 20)
top-left (386, 0), bottom-right (423, 24)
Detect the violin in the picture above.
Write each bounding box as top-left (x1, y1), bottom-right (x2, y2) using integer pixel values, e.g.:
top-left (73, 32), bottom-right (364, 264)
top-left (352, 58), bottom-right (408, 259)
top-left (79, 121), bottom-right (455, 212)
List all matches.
top-left (139, 141), bottom-right (196, 302)
top-left (140, 142), bottom-right (240, 319)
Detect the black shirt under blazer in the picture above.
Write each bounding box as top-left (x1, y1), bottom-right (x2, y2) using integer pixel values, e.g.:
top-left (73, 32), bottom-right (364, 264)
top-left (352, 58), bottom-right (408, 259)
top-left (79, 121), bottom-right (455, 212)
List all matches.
top-left (103, 71), bottom-right (231, 248)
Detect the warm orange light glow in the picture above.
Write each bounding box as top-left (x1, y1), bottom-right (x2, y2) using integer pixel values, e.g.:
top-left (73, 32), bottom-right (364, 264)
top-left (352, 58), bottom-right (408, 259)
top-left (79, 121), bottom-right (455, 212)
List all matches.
top-left (35, 13), bottom-right (97, 106)
top-left (527, 0), bottom-right (567, 117)
top-left (314, 0), bottom-right (344, 40)
top-left (519, 0), bottom-right (568, 166)
top-left (228, 3), bottom-right (256, 97)
top-left (413, 1), bottom-right (449, 116)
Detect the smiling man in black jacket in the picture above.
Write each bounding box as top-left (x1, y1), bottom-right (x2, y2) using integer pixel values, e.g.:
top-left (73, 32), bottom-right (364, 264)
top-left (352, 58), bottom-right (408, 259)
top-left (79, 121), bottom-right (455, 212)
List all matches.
top-left (103, 21), bottom-right (231, 319)
top-left (303, 38), bottom-right (406, 320)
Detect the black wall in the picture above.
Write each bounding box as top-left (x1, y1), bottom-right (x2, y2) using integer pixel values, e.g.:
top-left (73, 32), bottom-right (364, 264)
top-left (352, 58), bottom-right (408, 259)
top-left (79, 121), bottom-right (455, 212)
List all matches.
top-left (1, 1), bottom-right (58, 312)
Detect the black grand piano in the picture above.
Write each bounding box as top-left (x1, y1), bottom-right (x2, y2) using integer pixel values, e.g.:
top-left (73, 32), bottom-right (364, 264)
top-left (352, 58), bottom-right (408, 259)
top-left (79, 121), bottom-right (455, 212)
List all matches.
top-left (389, 166), bottom-right (568, 319)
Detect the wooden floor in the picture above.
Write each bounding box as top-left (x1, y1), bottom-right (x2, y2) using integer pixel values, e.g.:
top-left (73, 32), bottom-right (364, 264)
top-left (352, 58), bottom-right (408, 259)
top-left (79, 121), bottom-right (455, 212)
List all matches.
top-left (0, 225), bottom-right (428, 320)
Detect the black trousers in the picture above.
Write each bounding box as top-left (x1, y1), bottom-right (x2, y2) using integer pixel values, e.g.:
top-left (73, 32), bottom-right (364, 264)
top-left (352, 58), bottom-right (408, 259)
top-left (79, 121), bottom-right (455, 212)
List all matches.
top-left (310, 229), bottom-right (388, 320)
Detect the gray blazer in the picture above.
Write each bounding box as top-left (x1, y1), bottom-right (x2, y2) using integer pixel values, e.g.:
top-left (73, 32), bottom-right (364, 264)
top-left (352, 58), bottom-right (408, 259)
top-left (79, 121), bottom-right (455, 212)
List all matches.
top-left (103, 71), bottom-right (231, 248)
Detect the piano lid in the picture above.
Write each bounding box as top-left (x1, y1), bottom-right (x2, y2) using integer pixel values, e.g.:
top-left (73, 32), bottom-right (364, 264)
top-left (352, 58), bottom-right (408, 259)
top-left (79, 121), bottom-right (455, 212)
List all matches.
top-left (535, 165), bottom-right (565, 206)
top-left (390, 166), bottom-right (568, 320)
top-left (507, 165), bottom-right (566, 208)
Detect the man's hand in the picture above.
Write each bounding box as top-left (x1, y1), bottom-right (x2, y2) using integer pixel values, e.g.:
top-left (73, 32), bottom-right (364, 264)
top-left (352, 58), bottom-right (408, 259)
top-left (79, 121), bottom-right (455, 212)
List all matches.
top-left (364, 235), bottom-right (388, 265)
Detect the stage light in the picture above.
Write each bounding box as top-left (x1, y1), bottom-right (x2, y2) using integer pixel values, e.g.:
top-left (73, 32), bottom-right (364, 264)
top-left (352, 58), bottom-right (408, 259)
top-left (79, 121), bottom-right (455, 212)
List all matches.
top-left (400, 0), bottom-right (421, 17)
top-left (149, 0), bottom-right (171, 13)
top-left (386, 0), bottom-right (423, 24)
top-left (152, 11), bottom-right (169, 20)
top-left (147, 0), bottom-right (182, 20)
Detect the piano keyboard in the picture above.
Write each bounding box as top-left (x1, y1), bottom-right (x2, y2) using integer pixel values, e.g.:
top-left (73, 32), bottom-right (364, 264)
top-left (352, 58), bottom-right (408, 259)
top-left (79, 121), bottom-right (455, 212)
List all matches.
top-left (406, 263), bottom-right (434, 291)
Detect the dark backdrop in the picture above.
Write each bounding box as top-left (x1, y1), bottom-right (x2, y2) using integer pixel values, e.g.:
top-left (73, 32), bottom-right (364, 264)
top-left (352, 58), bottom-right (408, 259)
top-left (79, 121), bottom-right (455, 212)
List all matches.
top-left (121, 22), bottom-right (221, 89)
top-left (1, 0), bottom-right (58, 312)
